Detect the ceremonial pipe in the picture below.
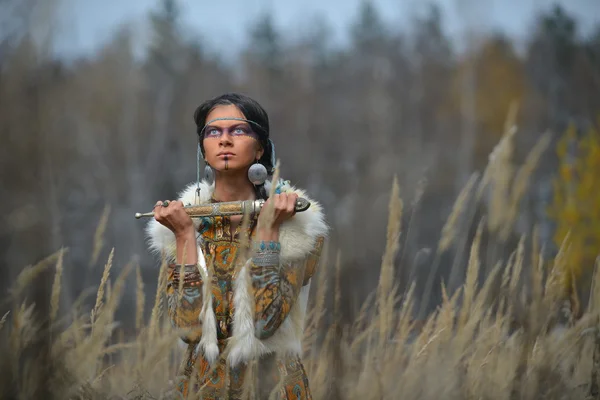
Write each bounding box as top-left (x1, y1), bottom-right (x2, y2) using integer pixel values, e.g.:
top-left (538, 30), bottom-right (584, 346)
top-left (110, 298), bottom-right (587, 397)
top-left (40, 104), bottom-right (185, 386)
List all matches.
top-left (135, 198), bottom-right (310, 219)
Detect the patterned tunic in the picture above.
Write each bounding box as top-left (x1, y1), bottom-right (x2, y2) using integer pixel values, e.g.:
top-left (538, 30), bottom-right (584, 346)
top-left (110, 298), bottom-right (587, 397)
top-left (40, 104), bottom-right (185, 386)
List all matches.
top-left (165, 209), bottom-right (324, 399)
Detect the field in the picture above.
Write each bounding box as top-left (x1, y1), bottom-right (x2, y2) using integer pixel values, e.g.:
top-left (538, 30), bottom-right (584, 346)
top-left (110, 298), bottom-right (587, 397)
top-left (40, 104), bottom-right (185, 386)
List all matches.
top-left (1, 128), bottom-right (598, 400)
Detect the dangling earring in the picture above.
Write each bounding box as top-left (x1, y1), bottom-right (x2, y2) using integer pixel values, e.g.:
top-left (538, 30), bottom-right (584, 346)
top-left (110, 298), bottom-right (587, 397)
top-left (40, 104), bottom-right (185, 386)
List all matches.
top-left (269, 139), bottom-right (276, 174)
top-left (248, 160), bottom-right (268, 185)
top-left (196, 141), bottom-right (202, 204)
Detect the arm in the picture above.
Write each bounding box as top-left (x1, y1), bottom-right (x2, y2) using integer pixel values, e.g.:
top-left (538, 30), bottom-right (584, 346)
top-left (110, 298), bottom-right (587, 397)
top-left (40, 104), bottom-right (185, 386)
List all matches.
top-left (165, 262), bottom-right (204, 343)
top-left (250, 191), bottom-right (324, 339)
top-left (155, 202), bottom-right (203, 343)
top-left (250, 236), bottom-right (325, 340)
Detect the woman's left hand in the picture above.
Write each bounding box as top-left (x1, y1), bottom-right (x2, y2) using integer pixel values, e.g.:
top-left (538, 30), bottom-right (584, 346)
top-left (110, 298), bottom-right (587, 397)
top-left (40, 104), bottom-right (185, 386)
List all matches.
top-left (257, 192), bottom-right (298, 238)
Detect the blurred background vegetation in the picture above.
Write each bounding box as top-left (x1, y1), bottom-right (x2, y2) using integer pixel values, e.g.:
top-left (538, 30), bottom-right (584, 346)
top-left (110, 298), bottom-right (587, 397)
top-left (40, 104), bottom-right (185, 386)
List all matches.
top-left (1, 0), bottom-right (599, 335)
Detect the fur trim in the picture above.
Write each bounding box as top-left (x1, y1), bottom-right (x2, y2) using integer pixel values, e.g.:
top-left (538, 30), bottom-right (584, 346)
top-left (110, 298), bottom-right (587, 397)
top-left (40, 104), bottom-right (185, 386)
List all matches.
top-left (145, 178), bottom-right (328, 366)
top-left (263, 180), bottom-right (329, 262)
top-left (195, 244), bottom-right (218, 364)
top-left (145, 179), bottom-right (328, 263)
top-left (228, 266), bottom-right (311, 367)
top-left (227, 261), bottom-right (269, 366)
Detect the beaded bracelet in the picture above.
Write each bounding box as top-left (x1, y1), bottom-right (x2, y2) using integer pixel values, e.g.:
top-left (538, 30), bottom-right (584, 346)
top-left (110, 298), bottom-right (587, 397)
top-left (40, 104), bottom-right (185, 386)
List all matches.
top-left (168, 264), bottom-right (202, 287)
top-left (253, 240), bottom-right (281, 252)
top-left (252, 252), bottom-right (280, 267)
top-left (251, 241), bottom-right (281, 267)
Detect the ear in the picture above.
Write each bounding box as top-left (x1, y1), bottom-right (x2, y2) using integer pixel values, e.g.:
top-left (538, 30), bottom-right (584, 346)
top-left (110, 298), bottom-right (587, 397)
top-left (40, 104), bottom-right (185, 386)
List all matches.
top-left (255, 144), bottom-right (264, 160)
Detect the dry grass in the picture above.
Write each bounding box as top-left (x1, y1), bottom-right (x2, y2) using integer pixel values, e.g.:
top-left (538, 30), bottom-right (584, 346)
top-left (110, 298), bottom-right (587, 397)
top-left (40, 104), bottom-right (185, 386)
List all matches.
top-left (1, 135), bottom-right (597, 400)
top-left (90, 205), bottom-right (111, 268)
top-left (50, 248), bottom-right (66, 325)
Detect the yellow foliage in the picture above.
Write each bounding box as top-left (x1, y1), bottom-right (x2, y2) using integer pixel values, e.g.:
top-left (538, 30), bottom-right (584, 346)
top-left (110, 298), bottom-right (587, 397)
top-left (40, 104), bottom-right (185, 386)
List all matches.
top-left (548, 118), bottom-right (600, 294)
top-left (445, 37), bottom-right (530, 168)
top-left (471, 40), bottom-right (527, 136)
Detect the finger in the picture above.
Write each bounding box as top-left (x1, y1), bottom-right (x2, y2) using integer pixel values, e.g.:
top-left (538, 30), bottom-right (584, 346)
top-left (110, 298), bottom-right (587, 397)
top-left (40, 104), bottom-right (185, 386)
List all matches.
top-left (168, 201), bottom-right (183, 220)
top-left (153, 201), bottom-right (163, 220)
top-left (286, 194), bottom-right (297, 214)
top-left (163, 200), bottom-right (178, 217)
top-left (290, 193), bottom-right (298, 215)
top-left (276, 194), bottom-right (287, 211)
top-left (158, 200), bottom-right (171, 216)
top-left (154, 201), bottom-right (164, 217)
top-left (270, 195), bottom-right (280, 210)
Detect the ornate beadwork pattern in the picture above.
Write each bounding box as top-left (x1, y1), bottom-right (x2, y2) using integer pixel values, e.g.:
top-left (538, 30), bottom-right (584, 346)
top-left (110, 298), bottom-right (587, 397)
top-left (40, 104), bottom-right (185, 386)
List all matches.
top-left (166, 264), bottom-right (204, 343)
top-left (250, 255), bottom-right (304, 339)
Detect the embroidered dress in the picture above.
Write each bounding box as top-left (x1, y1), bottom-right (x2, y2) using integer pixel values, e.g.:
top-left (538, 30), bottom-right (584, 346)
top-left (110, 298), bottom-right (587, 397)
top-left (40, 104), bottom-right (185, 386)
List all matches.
top-left (150, 180), bottom-right (327, 400)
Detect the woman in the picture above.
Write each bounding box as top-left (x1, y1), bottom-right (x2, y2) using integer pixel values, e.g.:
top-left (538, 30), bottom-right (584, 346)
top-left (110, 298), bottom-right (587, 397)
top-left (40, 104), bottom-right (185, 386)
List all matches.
top-left (145, 93), bottom-right (328, 399)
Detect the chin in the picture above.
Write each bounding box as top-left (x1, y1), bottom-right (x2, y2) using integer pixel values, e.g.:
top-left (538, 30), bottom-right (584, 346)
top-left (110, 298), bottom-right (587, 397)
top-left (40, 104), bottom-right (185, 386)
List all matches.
top-left (212, 161), bottom-right (248, 172)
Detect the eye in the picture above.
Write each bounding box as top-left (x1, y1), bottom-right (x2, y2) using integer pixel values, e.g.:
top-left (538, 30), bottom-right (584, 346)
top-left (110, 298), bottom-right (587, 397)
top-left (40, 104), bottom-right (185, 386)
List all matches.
top-left (232, 127), bottom-right (249, 135)
top-left (205, 128), bottom-right (220, 136)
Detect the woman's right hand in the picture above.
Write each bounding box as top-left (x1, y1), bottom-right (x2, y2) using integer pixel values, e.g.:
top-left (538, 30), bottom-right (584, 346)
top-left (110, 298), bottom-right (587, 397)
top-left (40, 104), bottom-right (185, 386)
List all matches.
top-left (154, 200), bottom-right (194, 238)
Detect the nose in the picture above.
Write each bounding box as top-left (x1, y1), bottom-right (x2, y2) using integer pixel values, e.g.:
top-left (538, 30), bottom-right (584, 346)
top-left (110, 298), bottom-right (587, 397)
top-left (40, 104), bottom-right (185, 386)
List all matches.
top-left (219, 130), bottom-right (233, 146)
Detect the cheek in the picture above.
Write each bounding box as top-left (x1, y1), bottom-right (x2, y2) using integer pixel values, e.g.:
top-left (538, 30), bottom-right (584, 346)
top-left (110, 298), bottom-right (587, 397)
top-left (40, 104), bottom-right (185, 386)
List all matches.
top-left (241, 141), bottom-right (260, 162)
top-left (203, 141), bottom-right (219, 162)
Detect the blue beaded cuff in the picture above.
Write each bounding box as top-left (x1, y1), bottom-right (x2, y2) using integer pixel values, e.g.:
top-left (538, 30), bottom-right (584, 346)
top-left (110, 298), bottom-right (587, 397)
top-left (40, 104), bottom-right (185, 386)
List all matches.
top-left (252, 240), bottom-right (281, 266)
top-left (253, 240), bottom-right (281, 252)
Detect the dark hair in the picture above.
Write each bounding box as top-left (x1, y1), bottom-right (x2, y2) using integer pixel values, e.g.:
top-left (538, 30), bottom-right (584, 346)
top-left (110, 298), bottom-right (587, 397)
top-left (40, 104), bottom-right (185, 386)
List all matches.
top-left (193, 92), bottom-right (273, 199)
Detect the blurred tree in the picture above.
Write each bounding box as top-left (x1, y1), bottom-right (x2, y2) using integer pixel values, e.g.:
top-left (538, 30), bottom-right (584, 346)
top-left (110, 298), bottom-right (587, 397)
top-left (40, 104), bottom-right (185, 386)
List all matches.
top-left (525, 7), bottom-right (599, 279)
top-left (301, 15), bottom-right (335, 73)
top-left (410, 4), bottom-right (454, 184)
top-left (584, 27), bottom-right (600, 69)
top-left (404, 4), bottom-right (456, 275)
top-left (570, 26), bottom-right (600, 126)
top-left (143, 0), bottom-right (192, 195)
top-left (148, 0), bottom-right (185, 75)
top-left (0, 0), bottom-right (42, 59)
top-left (0, 24), bottom-right (68, 328)
top-left (241, 11), bottom-right (286, 118)
top-left (269, 15), bottom-right (334, 187)
top-left (248, 12), bottom-right (283, 76)
top-left (348, 0), bottom-right (396, 220)
top-left (451, 36), bottom-right (529, 167)
top-left (526, 5), bottom-right (579, 130)
top-left (548, 119), bottom-right (600, 308)
top-left (350, 0), bottom-right (389, 55)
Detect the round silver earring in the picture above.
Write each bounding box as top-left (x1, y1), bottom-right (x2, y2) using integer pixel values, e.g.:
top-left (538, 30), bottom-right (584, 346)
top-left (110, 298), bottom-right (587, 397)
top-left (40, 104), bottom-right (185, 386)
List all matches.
top-left (204, 164), bottom-right (214, 184)
top-left (248, 161), bottom-right (268, 185)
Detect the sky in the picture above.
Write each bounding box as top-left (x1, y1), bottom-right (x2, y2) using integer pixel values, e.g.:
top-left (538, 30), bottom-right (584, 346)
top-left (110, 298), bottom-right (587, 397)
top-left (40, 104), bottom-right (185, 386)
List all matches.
top-left (53, 0), bottom-right (600, 58)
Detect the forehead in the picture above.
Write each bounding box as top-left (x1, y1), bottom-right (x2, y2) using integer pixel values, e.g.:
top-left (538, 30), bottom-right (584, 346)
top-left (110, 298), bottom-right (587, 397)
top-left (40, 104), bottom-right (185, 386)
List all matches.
top-left (205, 104), bottom-right (246, 127)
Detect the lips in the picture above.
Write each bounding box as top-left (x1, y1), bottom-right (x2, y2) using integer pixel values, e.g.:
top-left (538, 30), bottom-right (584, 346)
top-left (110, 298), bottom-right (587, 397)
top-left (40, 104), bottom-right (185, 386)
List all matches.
top-left (217, 152), bottom-right (235, 157)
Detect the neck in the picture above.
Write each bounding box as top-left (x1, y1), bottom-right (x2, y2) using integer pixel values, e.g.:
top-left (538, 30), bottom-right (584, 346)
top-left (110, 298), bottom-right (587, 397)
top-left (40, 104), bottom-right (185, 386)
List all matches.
top-left (212, 171), bottom-right (256, 202)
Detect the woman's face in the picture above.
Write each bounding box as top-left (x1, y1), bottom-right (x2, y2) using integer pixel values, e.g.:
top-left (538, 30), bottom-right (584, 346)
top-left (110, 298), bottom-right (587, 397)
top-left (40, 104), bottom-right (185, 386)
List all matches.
top-left (202, 104), bottom-right (264, 174)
